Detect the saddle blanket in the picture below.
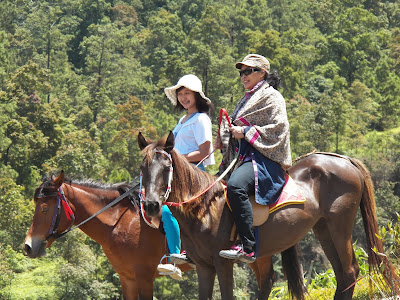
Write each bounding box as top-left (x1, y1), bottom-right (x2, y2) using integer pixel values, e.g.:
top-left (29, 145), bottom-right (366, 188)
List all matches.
top-left (269, 173), bottom-right (306, 213)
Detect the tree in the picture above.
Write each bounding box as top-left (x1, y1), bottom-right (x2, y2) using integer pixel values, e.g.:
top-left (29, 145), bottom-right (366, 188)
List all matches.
top-left (0, 31), bottom-right (9, 86)
top-left (139, 9), bottom-right (188, 86)
top-left (101, 95), bottom-right (157, 178)
top-left (0, 62), bottom-right (64, 187)
top-left (44, 129), bottom-right (106, 180)
top-left (0, 176), bottom-right (33, 249)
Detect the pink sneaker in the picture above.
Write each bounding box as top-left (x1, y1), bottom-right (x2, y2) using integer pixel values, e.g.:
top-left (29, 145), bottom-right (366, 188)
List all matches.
top-left (219, 245), bottom-right (256, 263)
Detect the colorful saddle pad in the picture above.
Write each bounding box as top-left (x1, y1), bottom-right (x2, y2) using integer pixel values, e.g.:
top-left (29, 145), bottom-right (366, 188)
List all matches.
top-left (269, 173), bottom-right (306, 213)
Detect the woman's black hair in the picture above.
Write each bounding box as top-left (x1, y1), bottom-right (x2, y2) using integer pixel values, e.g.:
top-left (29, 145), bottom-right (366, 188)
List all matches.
top-left (174, 86), bottom-right (213, 114)
top-left (264, 70), bottom-right (281, 89)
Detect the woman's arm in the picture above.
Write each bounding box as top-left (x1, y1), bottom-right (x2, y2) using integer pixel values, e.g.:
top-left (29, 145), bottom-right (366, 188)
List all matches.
top-left (183, 141), bottom-right (211, 163)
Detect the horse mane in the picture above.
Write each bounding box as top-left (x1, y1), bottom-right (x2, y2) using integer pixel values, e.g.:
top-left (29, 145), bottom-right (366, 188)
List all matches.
top-left (142, 142), bottom-right (224, 221)
top-left (170, 149), bottom-right (224, 220)
top-left (67, 177), bottom-right (121, 190)
top-left (38, 174), bottom-right (139, 207)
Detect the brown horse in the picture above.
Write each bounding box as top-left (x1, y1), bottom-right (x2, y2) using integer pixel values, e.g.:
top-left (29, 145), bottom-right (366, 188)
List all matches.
top-left (23, 171), bottom-right (190, 300)
top-left (138, 131), bottom-right (400, 300)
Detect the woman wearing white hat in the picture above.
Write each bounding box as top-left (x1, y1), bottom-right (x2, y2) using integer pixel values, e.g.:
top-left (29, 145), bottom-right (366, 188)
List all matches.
top-left (156, 74), bottom-right (215, 280)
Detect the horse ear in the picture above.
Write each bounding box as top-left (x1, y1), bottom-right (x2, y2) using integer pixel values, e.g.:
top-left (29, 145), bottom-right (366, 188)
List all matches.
top-left (138, 132), bottom-right (149, 150)
top-left (53, 170), bottom-right (65, 188)
top-left (165, 131), bottom-right (175, 153)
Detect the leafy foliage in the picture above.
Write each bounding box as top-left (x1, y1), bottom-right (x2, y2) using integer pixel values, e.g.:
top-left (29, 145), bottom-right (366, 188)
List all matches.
top-left (0, 0), bottom-right (399, 298)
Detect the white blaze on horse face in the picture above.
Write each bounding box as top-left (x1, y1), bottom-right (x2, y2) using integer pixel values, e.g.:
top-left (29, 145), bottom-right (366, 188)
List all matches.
top-left (141, 152), bottom-right (172, 206)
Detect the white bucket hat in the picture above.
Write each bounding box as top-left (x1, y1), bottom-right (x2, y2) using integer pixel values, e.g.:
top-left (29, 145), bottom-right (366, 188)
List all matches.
top-left (164, 74), bottom-right (211, 106)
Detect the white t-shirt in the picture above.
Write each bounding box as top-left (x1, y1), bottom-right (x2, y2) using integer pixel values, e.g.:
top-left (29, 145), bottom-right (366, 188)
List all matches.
top-left (172, 113), bottom-right (215, 166)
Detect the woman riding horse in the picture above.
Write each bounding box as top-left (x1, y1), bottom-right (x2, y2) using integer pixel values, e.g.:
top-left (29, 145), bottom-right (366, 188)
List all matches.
top-left (157, 74), bottom-right (215, 279)
top-left (217, 54), bottom-right (291, 262)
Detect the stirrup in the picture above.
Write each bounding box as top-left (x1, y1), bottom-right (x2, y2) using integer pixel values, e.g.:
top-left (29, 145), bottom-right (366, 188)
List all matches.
top-left (157, 255), bottom-right (182, 280)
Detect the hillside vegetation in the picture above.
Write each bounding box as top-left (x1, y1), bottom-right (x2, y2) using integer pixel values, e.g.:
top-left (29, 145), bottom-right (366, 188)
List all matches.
top-left (0, 0), bottom-right (399, 299)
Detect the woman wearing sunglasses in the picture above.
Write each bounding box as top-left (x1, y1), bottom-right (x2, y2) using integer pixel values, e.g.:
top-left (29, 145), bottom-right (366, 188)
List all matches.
top-left (217, 54), bottom-right (292, 263)
top-left (156, 74), bottom-right (215, 280)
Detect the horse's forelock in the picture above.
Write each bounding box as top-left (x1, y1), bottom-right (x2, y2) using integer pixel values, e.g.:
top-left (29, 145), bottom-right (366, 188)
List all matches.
top-left (141, 136), bottom-right (171, 165)
top-left (33, 176), bottom-right (56, 202)
top-left (141, 144), bottom-right (156, 165)
top-left (156, 135), bottom-right (168, 148)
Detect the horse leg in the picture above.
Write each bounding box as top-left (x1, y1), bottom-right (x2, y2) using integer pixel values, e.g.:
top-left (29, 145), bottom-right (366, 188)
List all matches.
top-left (196, 264), bottom-right (217, 300)
top-left (249, 256), bottom-right (274, 300)
top-left (119, 273), bottom-right (154, 300)
top-left (313, 219), bottom-right (359, 300)
top-left (119, 275), bottom-right (139, 300)
top-left (215, 259), bottom-right (234, 300)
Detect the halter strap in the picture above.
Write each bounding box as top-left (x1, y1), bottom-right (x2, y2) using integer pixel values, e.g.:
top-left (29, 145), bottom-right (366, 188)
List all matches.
top-left (45, 186), bottom-right (75, 240)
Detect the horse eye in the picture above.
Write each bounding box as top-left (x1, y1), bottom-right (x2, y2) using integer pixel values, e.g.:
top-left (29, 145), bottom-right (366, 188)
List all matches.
top-left (41, 203), bottom-right (49, 213)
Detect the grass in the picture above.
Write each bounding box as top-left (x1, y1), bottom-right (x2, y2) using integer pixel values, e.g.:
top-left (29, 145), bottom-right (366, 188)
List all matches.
top-left (2, 257), bottom-right (62, 300)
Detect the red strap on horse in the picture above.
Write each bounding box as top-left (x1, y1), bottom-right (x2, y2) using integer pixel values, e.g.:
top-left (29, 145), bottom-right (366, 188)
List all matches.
top-left (165, 181), bottom-right (221, 207)
top-left (61, 199), bottom-right (74, 221)
top-left (219, 108), bottom-right (232, 128)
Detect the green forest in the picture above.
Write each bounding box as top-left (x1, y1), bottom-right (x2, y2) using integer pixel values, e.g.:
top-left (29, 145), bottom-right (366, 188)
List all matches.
top-left (0, 0), bottom-right (400, 299)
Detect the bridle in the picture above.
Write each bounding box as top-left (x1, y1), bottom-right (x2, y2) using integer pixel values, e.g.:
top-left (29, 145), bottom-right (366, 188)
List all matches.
top-left (37, 179), bottom-right (139, 242)
top-left (36, 185), bottom-right (75, 242)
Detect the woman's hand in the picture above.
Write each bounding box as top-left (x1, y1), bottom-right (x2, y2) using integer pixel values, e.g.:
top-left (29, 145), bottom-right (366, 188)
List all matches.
top-left (230, 126), bottom-right (245, 139)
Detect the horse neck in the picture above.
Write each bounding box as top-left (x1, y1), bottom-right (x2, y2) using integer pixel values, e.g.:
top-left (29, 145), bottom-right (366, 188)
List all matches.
top-left (169, 155), bottom-right (225, 224)
top-left (63, 183), bottom-right (124, 241)
top-left (170, 156), bottom-right (210, 203)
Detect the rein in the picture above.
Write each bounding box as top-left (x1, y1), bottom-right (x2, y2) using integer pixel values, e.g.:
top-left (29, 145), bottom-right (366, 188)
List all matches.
top-left (164, 143), bottom-right (240, 207)
top-left (192, 107), bottom-right (231, 169)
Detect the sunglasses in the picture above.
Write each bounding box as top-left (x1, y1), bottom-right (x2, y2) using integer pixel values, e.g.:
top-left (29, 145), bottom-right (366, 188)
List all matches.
top-left (239, 68), bottom-right (261, 77)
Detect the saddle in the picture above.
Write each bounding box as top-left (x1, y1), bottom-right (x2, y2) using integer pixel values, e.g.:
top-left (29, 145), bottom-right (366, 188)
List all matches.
top-left (227, 174), bottom-right (306, 241)
top-left (251, 173), bottom-right (306, 226)
top-left (224, 173), bottom-right (306, 228)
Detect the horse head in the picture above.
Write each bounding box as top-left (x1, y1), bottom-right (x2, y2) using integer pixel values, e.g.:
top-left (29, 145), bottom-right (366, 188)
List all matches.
top-left (24, 170), bottom-right (74, 258)
top-left (138, 131), bottom-right (175, 217)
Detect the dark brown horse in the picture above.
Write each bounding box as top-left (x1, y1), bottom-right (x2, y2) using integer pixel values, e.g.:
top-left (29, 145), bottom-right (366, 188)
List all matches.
top-left (138, 131), bottom-right (400, 300)
top-left (23, 171), bottom-right (190, 300)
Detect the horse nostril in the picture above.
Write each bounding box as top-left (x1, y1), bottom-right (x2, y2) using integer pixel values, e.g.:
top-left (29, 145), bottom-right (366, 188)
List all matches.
top-left (24, 244), bottom-right (31, 255)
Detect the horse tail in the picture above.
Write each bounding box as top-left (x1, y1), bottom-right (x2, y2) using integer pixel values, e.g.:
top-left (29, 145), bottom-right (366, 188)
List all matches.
top-left (349, 157), bottom-right (400, 293)
top-left (282, 245), bottom-right (305, 300)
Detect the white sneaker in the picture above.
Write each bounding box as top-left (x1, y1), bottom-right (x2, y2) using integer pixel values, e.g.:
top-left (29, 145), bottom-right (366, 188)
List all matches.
top-left (170, 251), bottom-right (196, 269)
top-left (170, 253), bottom-right (188, 264)
top-left (157, 263), bottom-right (182, 280)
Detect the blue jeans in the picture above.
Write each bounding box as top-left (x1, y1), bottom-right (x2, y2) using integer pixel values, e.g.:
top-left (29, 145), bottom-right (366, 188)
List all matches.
top-left (161, 205), bottom-right (180, 260)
